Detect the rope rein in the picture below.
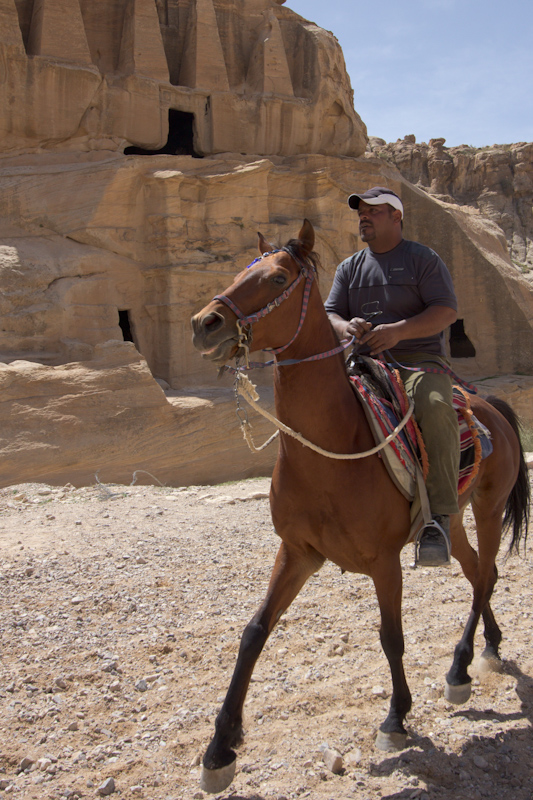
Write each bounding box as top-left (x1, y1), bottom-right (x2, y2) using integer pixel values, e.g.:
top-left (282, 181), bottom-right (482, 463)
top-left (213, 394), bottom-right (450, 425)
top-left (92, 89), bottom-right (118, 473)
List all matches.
top-left (384, 350), bottom-right (477, 395)
top-left (235, 372), bottom-right (415, 459)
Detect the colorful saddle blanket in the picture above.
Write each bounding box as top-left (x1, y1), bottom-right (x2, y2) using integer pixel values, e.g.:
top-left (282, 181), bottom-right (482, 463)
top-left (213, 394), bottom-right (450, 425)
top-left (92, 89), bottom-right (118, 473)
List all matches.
top-left (349, 357), bottom-right (493, 502)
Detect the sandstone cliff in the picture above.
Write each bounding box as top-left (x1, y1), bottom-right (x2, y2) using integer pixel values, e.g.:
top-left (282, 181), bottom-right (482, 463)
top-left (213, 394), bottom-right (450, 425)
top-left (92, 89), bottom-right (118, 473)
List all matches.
top-left (1, 0), bottom-right (366, 158)
top-left (0, 0), bottom-right (532, 488)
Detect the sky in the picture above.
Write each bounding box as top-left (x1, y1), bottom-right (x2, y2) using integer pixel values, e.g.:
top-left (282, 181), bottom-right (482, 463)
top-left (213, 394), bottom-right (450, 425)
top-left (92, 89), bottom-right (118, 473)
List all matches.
top-left (286, 0), bottom-right (533, 148)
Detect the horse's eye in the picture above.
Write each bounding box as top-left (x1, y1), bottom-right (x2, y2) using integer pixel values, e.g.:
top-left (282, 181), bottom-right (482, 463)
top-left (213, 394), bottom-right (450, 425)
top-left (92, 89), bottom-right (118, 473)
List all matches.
top-left (271, 274), bottom-right (287, 286)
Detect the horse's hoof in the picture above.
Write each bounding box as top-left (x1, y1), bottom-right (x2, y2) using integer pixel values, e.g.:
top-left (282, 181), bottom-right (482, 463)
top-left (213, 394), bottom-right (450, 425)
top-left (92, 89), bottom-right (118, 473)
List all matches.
top-left (479, 652), bottom-right (503, 674)
top-left (375, 730), bottom-right (407, 752)
top-left (200, 759), bottom-right (236, 794)
top-left (445, 681), bottom-right (471, 705)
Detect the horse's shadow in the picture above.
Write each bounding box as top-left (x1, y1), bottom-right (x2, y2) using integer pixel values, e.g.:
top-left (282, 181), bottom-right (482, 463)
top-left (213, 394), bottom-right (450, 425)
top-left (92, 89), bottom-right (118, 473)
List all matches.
top-left (375, 660), bottom-right (533, 799)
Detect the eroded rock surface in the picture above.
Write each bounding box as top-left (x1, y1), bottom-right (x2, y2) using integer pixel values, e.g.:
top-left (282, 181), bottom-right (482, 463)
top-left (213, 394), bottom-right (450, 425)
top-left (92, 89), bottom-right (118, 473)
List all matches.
top-left (368, 136), bottom-right (533, 276)
top-left (0, 341), bottom-right (277, 488)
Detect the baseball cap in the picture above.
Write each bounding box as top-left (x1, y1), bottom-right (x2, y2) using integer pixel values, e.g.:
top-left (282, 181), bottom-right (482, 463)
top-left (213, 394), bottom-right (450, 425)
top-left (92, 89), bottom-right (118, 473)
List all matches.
top-left (348, 186), bottom-right (404, 219)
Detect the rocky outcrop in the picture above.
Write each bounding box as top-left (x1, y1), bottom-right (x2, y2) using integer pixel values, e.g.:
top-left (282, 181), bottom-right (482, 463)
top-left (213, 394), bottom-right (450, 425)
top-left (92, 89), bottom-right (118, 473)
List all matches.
top-left (368, 136), bottom-right (533, 277)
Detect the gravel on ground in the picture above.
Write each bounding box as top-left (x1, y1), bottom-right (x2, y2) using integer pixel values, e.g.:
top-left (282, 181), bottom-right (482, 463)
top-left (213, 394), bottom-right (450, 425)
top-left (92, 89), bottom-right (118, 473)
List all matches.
top-left (0, 474), bottom-right (531, 800)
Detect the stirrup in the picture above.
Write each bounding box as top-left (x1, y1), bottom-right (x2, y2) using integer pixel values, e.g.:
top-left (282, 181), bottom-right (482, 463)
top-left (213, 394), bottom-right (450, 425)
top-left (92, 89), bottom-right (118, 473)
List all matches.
top-left (415, 517), bottom-right (451, 567)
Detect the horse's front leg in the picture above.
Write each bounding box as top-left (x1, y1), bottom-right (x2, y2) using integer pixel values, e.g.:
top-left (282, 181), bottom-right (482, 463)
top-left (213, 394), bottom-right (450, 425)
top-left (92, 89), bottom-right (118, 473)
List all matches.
top-left (201, 541), bottom-right (324, 794)
top-left (372, 557), bottom-right (412, 751)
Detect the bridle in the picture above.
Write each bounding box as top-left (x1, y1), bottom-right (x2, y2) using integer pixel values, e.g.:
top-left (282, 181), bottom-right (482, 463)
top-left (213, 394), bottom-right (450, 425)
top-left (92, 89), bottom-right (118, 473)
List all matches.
top-left (213, 248), bottom-right (353, 370)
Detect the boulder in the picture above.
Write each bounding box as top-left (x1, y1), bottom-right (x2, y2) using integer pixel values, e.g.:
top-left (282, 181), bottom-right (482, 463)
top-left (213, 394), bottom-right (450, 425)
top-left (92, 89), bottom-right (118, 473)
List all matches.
top-left (0, 341), bottom-right (276, 488)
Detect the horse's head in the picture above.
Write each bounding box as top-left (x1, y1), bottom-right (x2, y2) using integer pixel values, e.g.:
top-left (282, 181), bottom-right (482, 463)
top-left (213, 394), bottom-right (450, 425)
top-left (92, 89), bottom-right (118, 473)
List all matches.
top-left (191, 220), bottom-right (316, 365)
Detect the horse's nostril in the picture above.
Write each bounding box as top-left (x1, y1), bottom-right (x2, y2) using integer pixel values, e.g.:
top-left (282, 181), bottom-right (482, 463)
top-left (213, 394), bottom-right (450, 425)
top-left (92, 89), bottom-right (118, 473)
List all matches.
top-left (204, 312), bottom-right (223, 331)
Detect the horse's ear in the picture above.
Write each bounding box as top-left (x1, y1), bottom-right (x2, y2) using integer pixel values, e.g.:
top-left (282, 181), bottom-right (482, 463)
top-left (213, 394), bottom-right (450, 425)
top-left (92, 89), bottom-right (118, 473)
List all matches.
top-left (257, 232), bottom-right (275, 255)
top-left (298, 219), bottom-right (315, 255)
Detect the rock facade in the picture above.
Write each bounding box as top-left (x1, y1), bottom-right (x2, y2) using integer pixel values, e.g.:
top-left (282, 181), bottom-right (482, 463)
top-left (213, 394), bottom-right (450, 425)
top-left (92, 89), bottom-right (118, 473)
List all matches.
top-left (1, 0), bottom-right (366, 158)
top-left (2, 151), bottom-right (533, 390)
top-left (368, 136), bottom-right (533, 277)
top-left (0, 2), bottom-right (532, 487)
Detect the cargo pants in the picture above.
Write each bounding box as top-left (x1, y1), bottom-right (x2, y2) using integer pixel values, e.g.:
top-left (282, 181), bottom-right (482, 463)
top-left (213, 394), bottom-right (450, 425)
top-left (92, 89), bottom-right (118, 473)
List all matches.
top-left (396, 353), bottom-right (460, 516)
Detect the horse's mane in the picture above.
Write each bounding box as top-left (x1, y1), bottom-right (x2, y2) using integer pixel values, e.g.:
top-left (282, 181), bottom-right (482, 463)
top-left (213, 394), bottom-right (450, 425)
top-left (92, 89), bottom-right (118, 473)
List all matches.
top-left (282, 239), bottom-right (322, 283)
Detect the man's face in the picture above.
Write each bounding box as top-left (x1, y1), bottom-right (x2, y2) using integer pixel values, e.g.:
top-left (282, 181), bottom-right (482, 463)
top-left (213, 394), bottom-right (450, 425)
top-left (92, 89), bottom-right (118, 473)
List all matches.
top-left (357, 201), bottom-right (400, 243)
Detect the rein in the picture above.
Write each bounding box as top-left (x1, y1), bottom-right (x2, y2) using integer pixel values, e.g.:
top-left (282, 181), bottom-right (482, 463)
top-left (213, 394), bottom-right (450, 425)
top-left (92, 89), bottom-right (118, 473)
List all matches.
top-left (235, 372), bottom-right (415, 459)
top-left (384, 351), bottom-right (478, 394)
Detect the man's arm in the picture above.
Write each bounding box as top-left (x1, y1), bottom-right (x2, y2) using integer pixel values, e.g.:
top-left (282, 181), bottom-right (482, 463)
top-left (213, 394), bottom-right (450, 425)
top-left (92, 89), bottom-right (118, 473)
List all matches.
top-left (358, 305), bottom-right (457, 356)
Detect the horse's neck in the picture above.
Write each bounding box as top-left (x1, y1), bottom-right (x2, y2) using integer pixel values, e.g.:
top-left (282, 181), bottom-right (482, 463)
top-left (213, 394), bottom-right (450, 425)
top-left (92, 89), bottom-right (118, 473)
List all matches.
top-left (272, 289), bottom-right (365, 451)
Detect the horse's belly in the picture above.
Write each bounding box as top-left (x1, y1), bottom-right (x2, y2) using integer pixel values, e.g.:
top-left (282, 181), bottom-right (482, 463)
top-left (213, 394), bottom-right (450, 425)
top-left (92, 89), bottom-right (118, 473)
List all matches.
top-left (271, 492), bottom-right (409, 574)
top-left (270, 455), bottom-right (410, 569)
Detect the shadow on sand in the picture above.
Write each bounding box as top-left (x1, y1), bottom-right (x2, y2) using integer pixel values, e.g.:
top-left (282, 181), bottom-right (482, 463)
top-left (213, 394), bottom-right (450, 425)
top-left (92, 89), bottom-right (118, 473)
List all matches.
top-left (202, 663), bottom-right (533, 800)
top-left (370, 660), bottom-right (533, 800)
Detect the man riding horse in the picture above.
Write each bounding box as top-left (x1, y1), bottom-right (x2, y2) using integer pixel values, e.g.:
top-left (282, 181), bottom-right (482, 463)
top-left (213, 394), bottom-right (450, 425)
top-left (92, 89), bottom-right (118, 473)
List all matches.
top-left (325, 186), bottom-right (459, 566)
top-left (192, 215), bottom-right (529, 792)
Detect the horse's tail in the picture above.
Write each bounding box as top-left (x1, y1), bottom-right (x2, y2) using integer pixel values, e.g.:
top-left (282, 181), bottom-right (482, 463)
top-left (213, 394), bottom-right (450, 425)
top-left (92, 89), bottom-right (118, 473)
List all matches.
top-left (486, 395), bottom-right (531, 554)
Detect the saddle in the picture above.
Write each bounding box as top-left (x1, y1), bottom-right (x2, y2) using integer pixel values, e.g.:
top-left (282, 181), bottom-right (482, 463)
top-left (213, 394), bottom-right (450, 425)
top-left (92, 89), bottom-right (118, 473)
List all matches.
top-left (347, 355), bottom-right (493, 504)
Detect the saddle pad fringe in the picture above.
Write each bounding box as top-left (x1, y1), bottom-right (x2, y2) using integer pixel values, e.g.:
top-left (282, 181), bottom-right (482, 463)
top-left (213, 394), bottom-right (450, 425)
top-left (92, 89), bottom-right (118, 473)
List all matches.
top-left (453, 386), bottom-right (485, 495)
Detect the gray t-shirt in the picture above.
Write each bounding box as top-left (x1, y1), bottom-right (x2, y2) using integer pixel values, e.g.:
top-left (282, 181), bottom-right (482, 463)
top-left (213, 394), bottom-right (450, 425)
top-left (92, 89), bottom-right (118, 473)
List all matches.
top-left (325, 239), bottom-right (457, 356)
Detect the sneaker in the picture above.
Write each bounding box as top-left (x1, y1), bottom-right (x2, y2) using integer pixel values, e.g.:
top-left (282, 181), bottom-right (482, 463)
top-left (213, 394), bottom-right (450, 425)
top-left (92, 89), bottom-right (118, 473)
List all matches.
top-left (416, 515), bottom-right (451, 567)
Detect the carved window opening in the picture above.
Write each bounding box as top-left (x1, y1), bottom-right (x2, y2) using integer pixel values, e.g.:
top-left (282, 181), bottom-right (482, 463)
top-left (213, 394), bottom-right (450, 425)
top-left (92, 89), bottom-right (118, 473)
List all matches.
top-left (449, 319), bottom-right (476, 358)
top-left (118, 309), bottom-right (137, 348)
top-left (124, 109), bottom-right (202, 158)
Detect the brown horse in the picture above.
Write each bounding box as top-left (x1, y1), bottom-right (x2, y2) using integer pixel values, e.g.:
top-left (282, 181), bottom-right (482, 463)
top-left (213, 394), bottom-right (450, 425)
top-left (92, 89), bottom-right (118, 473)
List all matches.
top-left (191, 220), bottom-right (530, 793)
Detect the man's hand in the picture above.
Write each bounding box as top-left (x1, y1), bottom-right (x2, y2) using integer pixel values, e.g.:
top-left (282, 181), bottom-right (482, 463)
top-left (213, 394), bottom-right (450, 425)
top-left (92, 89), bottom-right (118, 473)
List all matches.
top-left (358, 305), bottom-right (457, 355)
top-left (328, 305), bottom-right (456, 356)
top-left (326, 313), bottom-right (373, 342)
top-left (345, 317), bottom-right (373, 341)
top-left (359, 322), bottom-right (403, 355)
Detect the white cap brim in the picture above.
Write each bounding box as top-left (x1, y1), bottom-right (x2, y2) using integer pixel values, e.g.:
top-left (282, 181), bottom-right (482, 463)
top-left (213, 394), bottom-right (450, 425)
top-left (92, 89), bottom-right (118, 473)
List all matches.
top-left (348, 193), bottom-right (404, 219)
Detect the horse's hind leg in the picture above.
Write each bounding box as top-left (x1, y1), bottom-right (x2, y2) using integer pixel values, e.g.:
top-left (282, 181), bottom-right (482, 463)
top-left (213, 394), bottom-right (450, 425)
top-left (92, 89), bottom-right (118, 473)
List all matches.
top-left (480, 599), bottom-right (504, 672)
top-left (372, 557), bottom-right (412, 751)
top-left (455, 527), bottom-right (503, 670)
top-left (201, 541), bottom-right (323, 794)
top-left (445, 509), bottom-right (502, 704)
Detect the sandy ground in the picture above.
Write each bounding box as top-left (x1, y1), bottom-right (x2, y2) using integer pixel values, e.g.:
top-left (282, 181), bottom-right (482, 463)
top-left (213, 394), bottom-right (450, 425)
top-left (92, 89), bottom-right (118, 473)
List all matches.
top-left (0, 473), bottom-right (532, 800)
